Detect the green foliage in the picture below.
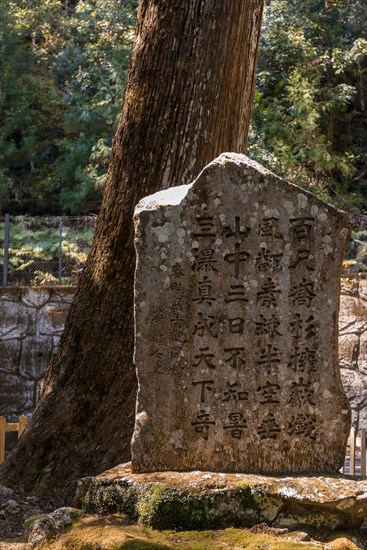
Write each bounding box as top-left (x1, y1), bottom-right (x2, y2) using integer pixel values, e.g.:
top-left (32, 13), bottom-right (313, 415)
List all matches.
top-left (0, 0), bottom-right (65, 212)
top-left (53, 0), bottom-right (137, 212)
top-left (3, 0), bottom-right (365, 216)
top-left (0, 0), bottom-right (137, 214)
top-left (0, 216), bottom-right (96, 285)
top-left (248, 0), bottom-right (367, 212)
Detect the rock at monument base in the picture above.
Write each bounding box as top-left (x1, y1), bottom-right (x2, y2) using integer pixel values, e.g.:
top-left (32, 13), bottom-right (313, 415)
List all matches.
top-left (26, 507), bottom-right (83, 548)
top-left (132, 153), bottom-right (352, 475)
top-left (75, 463), bottom-right (367, 532)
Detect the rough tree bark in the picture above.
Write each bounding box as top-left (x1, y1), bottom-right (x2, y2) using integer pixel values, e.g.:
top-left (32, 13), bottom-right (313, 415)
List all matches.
top-left (1, 0), bottom-right (264, 499)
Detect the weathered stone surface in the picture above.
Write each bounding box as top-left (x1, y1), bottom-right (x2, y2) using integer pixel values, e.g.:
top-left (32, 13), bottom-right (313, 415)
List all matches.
top-left (38, 302), bottom-right (70, 336)
top-left (76, 463), bottom-right (367, 532)
top-left (339, 279), bottom-right (367, 428)
top-left (0, 289), bottom-right (22, 303)
top-left (52, 288), bottom-right (75, 304)
top-left (342, 370), bottom-right (367, 427)
top-left (132, 153), bottom-right (351, 474)
top-left (0, 340), bottom-right (22, 367)
top-left (21, 288), bottom-right (50, 309)
top-left (0, 301), bottom-right (33, 340)
top-left (0, 484), bottom-right (53, 543)
top-left (26, 507), bottom-right (82, 548)
top-left (0, 287), bottom-right (75, 421)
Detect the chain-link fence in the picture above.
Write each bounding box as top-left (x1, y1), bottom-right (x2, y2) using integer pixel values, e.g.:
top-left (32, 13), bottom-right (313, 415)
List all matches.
top-left (0, 215), bottom-right (97, 286)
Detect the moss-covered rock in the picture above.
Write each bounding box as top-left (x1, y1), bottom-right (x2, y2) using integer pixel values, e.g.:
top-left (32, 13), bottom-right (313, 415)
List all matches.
top-left (136, 485), bottom-right (257, 530)
top-left (74, 463), bottom-right (367, 533)
top-left (30, 514), bottom-right (367, 549)
top-left (26, 507), bottom-right (82, 547)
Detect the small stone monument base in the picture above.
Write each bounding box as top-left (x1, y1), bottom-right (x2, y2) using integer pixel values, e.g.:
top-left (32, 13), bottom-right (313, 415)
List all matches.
top-left (76, 463), bottom-right (367, 532)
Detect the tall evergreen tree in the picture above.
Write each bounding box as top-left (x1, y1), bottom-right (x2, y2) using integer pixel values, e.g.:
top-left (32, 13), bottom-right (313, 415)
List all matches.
top-left (249, 0), bottom-right (367, 211)
top-left (1, 0), bottom-right (264, 498)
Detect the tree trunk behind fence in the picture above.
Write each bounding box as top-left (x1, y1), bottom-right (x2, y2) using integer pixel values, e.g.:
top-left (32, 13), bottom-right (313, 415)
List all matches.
top-left (1, 0), bottom-right (264, 498)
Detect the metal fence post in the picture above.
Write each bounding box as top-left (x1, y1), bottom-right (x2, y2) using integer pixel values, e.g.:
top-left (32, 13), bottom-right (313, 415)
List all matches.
top-left (58, 217), bottom-right (63, 284)
top-left (2, 213), bottom-right (10, 287)
top-left (0, 416), bottom-right (6, 465)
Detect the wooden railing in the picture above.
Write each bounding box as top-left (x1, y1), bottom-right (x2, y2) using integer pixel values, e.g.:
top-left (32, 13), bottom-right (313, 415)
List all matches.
top-left (343, 428), bottom-right (367, 475)
top-left (0, 415), bottom-right (27, 465)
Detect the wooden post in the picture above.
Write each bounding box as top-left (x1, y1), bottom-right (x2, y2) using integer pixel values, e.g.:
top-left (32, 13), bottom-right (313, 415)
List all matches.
top-left (0, 416), bottom-right (28, 465)
top-left (18, 415), bottom-right (27, 438)
top-left (350, 427), bottom-right (356, 475)
top-left (361, 429), bottom-right (366, 476)
top-left (0, 416), bottom-right (6, 465)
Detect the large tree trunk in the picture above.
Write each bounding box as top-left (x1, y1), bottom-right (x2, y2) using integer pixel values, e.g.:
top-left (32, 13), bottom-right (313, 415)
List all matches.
top-left (1, 0), bottom-right (264, 499)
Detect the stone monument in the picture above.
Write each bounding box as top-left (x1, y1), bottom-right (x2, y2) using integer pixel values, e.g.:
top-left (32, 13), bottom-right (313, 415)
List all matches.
top-left (131, 153), bottom-right (352, 474)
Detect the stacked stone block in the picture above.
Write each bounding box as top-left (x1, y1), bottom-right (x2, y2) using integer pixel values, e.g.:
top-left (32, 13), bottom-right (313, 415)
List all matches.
top-left (0, 287), bottom-right (75, 420)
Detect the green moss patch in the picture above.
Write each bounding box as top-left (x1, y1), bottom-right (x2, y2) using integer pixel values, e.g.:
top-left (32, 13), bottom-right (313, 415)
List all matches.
top-left (23, 513), bottom-right (48, 531)
top-left (42, 514), bottom-right (329, 549)
top-left (136, 484), bottom-right (262, 531)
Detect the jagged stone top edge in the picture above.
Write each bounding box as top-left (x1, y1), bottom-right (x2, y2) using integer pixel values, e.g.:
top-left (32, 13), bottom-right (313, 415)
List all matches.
top-left (134, 152), bottom-right (350, 224)
top-left (134, 182), bottom-right (193, 214)
top-left (134, 153), bottom-right (250, 214)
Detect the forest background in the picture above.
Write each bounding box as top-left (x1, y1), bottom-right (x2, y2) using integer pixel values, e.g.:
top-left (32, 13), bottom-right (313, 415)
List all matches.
top-left (1, 0), bottom-right (366, 232)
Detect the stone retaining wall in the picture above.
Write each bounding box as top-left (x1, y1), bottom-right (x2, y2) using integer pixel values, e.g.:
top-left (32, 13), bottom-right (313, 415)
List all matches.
top-left (0, 287), bottom-right (75, 420)
top-left (339, 278), bottom-right (367, 429)
top-left (0, 281), bottom-right (367, 429)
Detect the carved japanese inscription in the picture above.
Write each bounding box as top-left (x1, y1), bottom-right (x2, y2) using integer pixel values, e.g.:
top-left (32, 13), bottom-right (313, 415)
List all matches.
top-left (132, 153), bottom-right (351, 474)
